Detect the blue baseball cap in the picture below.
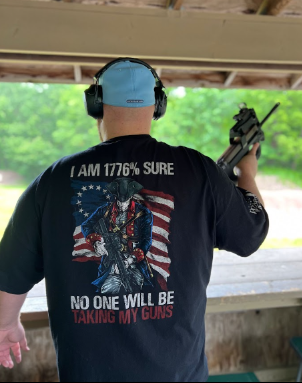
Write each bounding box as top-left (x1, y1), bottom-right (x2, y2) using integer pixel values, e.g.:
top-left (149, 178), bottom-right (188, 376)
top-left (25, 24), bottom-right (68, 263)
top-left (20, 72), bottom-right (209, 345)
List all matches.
top-left (99, 61), bottom-right (156, 108)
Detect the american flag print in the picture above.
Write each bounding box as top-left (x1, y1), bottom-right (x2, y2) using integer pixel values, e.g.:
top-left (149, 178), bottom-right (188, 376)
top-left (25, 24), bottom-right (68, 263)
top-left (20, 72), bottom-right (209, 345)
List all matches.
top-left (71, 180), bottom-right (175, 290)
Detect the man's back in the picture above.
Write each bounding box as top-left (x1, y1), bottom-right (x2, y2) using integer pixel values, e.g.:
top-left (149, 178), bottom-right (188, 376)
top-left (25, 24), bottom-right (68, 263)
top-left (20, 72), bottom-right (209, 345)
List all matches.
top-left (0, 134), bottom-right (269, 382)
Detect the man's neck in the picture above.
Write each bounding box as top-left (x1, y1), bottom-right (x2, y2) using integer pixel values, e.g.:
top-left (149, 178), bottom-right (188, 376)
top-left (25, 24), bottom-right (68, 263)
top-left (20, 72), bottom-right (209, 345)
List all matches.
top-left (99, 122), bottom-right (151, 143)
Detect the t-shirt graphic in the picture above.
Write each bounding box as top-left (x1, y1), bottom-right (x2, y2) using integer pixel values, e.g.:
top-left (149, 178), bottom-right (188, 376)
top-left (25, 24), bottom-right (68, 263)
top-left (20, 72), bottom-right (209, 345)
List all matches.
top-left (71, 177), bottom-right (174, 294)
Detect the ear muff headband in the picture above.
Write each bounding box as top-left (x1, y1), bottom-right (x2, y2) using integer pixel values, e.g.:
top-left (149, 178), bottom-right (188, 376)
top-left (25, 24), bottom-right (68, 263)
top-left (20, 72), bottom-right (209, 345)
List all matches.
top-left (84, 57), bottom-right (167, 121)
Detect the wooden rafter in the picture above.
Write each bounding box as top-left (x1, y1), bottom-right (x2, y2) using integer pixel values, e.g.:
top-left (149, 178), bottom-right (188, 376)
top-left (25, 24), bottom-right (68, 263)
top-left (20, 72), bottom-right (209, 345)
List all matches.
top-left (224, 71), bottom-right (238, 87)
top-left (257, 0), bottom-right (292, 16)
top-left (166, 0), bottom-right (184, 10)
top-left (74, 65), bottom-right (82, 83)
top-left (156, 68), bottom-right (163, 77)
top-left (290, 74), bottom-right (302, 89)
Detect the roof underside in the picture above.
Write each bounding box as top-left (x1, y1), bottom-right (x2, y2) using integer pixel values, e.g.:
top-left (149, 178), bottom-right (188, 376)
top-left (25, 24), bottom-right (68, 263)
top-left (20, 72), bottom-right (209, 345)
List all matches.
top-left (1, 0), bottom-right (302, 90)
top-left (23, 0), bottom-right (302, 17)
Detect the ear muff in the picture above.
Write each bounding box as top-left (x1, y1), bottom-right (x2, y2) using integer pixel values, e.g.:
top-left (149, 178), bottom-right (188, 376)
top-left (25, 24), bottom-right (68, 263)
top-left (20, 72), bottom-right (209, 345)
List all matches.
top-left (84, 57), bottom-right (168, 121)
top-left (84, 84), bottom-right (104, 120)
top-left (154, 86), bottom-right (168, 121)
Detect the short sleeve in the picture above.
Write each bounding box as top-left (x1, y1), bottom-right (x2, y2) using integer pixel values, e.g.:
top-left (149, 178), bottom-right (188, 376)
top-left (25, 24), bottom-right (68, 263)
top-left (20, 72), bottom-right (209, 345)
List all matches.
top-left (0, 177), bottom-right (44, 295)
top-left (200, 154), bottom-right (269, 257)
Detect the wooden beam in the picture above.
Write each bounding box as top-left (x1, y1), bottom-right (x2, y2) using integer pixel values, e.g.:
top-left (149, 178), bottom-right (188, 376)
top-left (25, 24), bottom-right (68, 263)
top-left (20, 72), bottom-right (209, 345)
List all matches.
top-left (3, 53), bottom-right (302, 74)
top-left (224, 71), bottom-right (237, 87)
top-left (290, 73), bottom-right (302, 89)
top-left (1, 0), bottom-right (302, 66)
top-left (257, 0), bottom-right (292, 16)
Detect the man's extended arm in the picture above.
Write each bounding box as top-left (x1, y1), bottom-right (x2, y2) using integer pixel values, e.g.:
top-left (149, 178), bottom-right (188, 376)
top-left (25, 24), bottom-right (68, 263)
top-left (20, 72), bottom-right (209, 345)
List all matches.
top-left (0, 291), bottom-right (30, 369)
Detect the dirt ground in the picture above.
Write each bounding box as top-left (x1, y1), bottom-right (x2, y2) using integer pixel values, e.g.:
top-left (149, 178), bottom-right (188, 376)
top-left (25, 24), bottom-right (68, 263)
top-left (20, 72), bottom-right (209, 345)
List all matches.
top-left (256, 175), bottom-right (302, 239)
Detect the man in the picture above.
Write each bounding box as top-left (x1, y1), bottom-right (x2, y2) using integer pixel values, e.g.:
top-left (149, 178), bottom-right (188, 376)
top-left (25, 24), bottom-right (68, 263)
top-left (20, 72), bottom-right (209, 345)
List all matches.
top-left (0, 58), bottom-right (269, 382)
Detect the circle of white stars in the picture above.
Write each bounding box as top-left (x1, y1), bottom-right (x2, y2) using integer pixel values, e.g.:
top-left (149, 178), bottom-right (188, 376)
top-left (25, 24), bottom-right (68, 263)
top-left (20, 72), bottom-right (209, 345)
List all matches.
top-left (76, 185), bottom-right (112, 218)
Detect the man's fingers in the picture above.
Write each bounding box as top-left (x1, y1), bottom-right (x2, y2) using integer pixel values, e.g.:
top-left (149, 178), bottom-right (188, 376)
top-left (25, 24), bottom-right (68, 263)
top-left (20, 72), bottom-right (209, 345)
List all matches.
top-left (250, 143), bottom-right (260, 156)
top-left (19, 337), bottom-right (30, 352)
top-left (11, 343), bottom-right (22, 364)
top-left (1, 354), bottom-right (14, 369)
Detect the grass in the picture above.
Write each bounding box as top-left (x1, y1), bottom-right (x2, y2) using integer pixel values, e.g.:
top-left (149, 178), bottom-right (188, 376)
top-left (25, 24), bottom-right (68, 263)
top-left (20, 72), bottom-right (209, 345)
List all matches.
top-left (261, 238), bottom-right (302, 249)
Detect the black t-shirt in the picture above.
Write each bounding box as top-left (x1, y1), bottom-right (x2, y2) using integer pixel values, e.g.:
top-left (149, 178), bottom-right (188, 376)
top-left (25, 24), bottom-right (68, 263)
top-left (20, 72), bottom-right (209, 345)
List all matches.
top-left (0, 134), bottom-right (269, 382)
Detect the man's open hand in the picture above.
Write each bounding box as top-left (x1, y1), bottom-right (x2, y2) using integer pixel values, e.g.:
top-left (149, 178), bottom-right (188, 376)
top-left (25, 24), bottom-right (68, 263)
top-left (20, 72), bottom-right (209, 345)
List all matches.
top-left (0, 321), bottom-right (30, 369)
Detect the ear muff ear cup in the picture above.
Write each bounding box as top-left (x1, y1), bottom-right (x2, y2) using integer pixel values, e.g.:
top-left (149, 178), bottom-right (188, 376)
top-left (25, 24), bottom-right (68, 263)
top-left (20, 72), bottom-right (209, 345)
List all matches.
top-left (84, 85), bottom-right (104, 120)
top-left (153, 87), bottom-right (168, 121)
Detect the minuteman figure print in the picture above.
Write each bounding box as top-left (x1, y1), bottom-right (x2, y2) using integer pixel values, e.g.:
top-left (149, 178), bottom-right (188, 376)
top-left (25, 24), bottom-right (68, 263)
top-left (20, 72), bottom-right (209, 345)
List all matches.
top-left (81, 178), bottom-right (155, 294)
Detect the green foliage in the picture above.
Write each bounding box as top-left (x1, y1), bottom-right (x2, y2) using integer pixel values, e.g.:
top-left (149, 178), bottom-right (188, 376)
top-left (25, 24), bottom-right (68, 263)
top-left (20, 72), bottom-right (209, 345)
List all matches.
top-left (0, 83), bottom-right (301, 183)
top-left (0, 186), bottom-right (24, 239)
top-left (152, 87), bottom-right (302, 173)
top-left (0, 83), bottom-right (98, 181)
top-left (260, 167), bottom-right (302, 189)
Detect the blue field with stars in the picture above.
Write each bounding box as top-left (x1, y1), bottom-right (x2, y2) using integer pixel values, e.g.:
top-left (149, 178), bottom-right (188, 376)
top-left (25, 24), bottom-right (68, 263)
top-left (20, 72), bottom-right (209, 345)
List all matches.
top-left (71, 181), bottom-right (115, 227)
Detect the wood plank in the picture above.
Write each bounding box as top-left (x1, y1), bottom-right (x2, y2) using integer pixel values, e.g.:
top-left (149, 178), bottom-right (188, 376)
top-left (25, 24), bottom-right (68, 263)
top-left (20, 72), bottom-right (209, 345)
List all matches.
top-left (21, 311), bottom-right (49, 322)
top-left (255, 367), bottom-right (299, 383)
top-left (210, 263), bottom-right (302, 285)
top-left (209, 367), bottom-right (298, 382)
top-left (207, 279), bottom-right (302, 299)
top-left (22, 296), bottom-right (48, 314)
top-left (206, 308), bottom-right (302, 375)
top-left (213, 248), bottom-right (302, 266)
top-left (1, 0), bottom-right (302, 65)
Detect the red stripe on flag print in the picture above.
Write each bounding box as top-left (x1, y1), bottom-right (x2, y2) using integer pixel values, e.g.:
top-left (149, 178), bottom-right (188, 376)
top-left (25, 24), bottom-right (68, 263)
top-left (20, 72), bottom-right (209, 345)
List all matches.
top-left (139, 200), bottom-right (173, 219)
top-left (149, 245), bottom-right (170, 259)
top-left (72, 188), bottom-right (175, 288)
top-left (153, 215), bottom-right (171, 234)
top-left (140, 189), bottom-right (175, 204)
top-left (73, 256), bottom-right (102, 263)
top-left (152, 232), bottom-right (171, 245)
top-left (74, 231), bottom-right (84, 240)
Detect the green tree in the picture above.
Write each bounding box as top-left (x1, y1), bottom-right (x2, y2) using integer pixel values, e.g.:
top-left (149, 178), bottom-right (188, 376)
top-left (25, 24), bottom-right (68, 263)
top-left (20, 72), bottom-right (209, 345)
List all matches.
top-left (0, 83), bottom-right (301, 182)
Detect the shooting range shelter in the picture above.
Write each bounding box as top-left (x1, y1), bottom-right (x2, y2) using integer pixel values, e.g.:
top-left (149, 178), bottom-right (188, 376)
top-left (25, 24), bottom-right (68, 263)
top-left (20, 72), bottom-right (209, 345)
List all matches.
top-left (0, 0), bottom-right (302, 382)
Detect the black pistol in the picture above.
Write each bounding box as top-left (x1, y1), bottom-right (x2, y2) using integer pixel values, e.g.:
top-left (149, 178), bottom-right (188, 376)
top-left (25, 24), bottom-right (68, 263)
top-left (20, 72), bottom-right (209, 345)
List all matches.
top-left (94, 218), bottom-right (133, 294)
top-left (217, 102), bottom-right (280, 183)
